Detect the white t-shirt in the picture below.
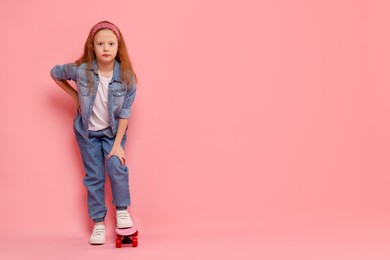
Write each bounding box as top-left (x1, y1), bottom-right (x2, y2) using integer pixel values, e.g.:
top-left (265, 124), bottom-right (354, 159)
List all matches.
top-left (88, 73), bottom-right (112, 131)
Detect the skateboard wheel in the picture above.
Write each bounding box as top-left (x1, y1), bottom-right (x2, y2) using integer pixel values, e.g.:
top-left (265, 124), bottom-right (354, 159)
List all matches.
top-left (132, 237), bottom-right (138, 247)
top-left (116, 237), bottom-right (122, 248)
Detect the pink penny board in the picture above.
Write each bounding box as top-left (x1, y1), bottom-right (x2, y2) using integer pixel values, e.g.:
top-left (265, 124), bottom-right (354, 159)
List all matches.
top-left (115, 225), bottom-right (138, 248)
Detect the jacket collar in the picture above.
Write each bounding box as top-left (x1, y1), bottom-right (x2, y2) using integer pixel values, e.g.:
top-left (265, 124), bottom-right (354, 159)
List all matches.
top-left (92, 59), bottom-right (121, 82)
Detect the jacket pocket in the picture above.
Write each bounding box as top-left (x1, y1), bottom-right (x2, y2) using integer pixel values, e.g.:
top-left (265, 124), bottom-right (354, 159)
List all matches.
top-left (112, 89), bottom-right (126, 105)
top-left (77, 79), bottom-right (92, 96)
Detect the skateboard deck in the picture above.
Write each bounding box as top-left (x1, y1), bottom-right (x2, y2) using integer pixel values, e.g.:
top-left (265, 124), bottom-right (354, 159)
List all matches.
top-left (115, 225), bottom-right (138, 248)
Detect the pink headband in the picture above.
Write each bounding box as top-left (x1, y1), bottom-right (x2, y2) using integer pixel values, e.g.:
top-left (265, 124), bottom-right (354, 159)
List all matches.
top-left (90, 22), bottom-right (120, 42)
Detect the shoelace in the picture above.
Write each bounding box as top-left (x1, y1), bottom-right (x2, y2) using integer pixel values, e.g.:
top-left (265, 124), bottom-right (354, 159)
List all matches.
top-left (117, 211), bottom-right (130, 220)
top-left (92, 227), bottom-right (105, 237)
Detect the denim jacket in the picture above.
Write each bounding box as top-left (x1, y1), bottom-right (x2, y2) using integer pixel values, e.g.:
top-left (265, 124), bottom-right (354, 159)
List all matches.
top-left (51, 60), bottom-right (137, 140)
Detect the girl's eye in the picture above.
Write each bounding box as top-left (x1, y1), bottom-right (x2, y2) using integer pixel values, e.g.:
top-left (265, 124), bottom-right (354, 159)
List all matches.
top-left (109, 42), bottom-right (115, 46)
top-left (97, 43), bottom-right (103, 46)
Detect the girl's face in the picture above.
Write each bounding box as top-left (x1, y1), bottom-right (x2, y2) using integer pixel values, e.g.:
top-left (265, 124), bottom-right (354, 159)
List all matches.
top-left (93, 29), bottom-right (119, 66)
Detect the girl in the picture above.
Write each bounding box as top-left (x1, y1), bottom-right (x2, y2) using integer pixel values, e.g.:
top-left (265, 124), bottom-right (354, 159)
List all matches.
top-left (50, 21), bottom-right (137, 245)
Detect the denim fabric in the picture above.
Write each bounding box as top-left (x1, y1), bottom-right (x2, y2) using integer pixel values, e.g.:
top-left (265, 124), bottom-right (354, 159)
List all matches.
top-left (74, 126), bottom-right (131, 222)
top-left (51, 60), bottom-right (136, 140)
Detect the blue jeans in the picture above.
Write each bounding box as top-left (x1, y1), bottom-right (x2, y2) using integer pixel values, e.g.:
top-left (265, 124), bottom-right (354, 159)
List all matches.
top-left (74, 127), bottom-right (131, 223)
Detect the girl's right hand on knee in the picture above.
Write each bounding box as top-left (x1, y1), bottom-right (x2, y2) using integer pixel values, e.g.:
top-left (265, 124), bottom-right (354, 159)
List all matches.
top-left (108, 145), bottom-right (126, 166)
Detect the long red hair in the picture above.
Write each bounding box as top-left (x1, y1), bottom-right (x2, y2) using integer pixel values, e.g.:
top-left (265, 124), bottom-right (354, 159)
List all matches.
top-left (75, 21), bottom-right (137, 89)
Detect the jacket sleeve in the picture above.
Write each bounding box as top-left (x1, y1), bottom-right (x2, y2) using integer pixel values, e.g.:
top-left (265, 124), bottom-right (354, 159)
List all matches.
top-left (119, 78), bottom-right (137, 119)
top-left (50, 63), bottom-right (78, 81)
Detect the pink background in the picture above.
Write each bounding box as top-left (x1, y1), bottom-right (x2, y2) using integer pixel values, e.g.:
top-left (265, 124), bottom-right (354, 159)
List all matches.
top-left (2, 0), bottom-right (390, 259)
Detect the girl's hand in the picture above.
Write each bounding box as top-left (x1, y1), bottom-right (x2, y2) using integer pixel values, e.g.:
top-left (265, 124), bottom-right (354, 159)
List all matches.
top-left (107, 144), bottom-right (126, 165)
top-left (74, 95), bottom-right (81, 113)
top-left (76, 102), bottom-right (81, 113)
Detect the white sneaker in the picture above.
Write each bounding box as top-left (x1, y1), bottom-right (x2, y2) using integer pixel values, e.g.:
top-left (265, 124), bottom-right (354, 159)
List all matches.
top-left (89, 224), bottom-right (106, 245)
top-left (116, 210), bottom-right (134, 228)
